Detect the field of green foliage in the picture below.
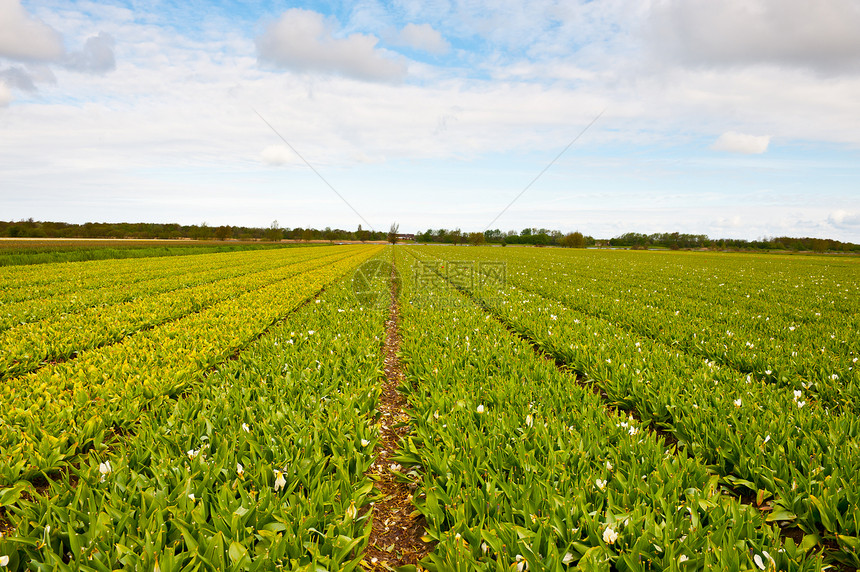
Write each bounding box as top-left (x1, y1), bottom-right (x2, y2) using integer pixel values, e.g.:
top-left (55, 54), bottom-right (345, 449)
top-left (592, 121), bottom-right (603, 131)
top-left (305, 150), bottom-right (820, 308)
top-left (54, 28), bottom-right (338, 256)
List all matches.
top-left (0, 244), bottom-right (857, 570)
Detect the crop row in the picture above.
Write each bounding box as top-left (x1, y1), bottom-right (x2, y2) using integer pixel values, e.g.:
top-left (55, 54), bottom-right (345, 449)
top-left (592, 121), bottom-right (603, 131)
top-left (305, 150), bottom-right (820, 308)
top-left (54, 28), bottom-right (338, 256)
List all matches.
top-left (0, 248), bottom-right (282, 303)
top-left (0, 246), bottom-right (382, 486)
top-left (405, 246), bottom-right (859, 567)
top-left (0, 247), bottom-right (336, 332)
top-left (0, 248), bottom-right (355, 381)
top-left (466, 248), bottom-right (859, 397)
top-left (0, 262), bottom-right (387, 570)
top-left (393, 248), bottom-right (823, 571)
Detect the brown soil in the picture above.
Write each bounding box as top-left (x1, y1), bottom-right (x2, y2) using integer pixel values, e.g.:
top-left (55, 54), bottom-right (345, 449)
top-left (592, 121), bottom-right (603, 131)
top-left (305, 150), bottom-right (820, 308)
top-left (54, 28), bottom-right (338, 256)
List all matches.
top-left (361, 264), bottom-right (435, 570)
top-left (0, 509), bottom-right (14, 538)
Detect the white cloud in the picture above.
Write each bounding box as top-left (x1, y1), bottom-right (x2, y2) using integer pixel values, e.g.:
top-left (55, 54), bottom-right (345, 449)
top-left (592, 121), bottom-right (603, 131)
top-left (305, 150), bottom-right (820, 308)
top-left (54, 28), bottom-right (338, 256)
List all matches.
top-left (646, 0), bottom-right (860, 74)
top-left (64, 32), bottom-right (116, 74)
top-left (394, 23), bottom-right (449, 55)
top-left (2, 1), bottom-right (859, 242)
top-left (0, 66), bottom-right (36, 91)
top-left (711, 131), bottom-right (771, 154)
top-left (0, 80), bottom-right (11, 106)
top-left (256, 8), bottom-right (406, 82)
top-left (827, 210), bottom-right (860, 228)
top-left (0, 0), bottom-right (64, 61)
top-left (260, 145), bottom-right (301, 166)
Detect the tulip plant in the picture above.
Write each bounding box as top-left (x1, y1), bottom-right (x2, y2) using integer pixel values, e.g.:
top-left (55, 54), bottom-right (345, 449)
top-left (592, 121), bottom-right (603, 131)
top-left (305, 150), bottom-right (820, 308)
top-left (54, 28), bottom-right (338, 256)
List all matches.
top-left (0, 248), bottom-right (354, 381)
top-left (0, 247), bottom-right (381, 486)
top-left (0, 243), bottom-right (854, 570)
top-left (0, 246), bottom-right (336, 333)
top-left (392, 247), bottom-right (824, 570)
top-left (408, 245), bottom-right (859, 568)
top-left (0, 251), bottom-right (387, 570)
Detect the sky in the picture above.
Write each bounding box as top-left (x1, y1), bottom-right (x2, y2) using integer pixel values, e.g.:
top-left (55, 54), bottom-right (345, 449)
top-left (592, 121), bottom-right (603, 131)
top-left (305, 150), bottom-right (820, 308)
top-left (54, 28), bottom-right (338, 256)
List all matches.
top-left (1, 0), bottom-right (859, 241)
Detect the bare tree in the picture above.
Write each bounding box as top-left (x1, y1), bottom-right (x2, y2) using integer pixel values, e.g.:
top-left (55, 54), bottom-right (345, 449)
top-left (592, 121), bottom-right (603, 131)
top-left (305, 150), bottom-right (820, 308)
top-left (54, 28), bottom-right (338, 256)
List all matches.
top-left (387, 222), bottom-right (400, 244)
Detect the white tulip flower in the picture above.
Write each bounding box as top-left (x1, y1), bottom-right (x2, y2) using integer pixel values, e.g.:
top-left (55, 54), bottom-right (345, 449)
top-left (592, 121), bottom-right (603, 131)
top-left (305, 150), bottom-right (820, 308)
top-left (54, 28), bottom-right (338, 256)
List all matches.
top-left (602, 527), bottom-right (618, 544)
top-left (99, 461), bottom-right (112, 481)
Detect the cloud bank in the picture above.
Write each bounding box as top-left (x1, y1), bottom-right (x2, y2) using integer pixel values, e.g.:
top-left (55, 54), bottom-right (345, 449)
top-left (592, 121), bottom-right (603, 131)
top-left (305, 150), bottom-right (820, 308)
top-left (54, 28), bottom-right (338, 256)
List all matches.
top-left (1, 1), bottom-right (858, 242)
top-left (0, 0), bottom-right (64, 61)
top-left (647, 0), bottom-right (860, 73)
top-left (828, 210), bottom-right (860, 229)
top-left (0, 0), bottom-right (116, 105)
top-left (256, 9), bottom-right (406, 81)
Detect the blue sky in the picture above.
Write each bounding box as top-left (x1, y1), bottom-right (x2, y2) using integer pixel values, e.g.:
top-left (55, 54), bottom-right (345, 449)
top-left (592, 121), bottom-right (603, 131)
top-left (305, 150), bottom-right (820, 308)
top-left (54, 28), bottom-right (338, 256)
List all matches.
top-left (1, 0), bottom-right (859, 241)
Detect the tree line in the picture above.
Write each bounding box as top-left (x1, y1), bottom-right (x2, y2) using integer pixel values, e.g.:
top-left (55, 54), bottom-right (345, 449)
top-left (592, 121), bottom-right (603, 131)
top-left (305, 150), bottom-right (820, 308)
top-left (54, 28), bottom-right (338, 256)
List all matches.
top-left (2, 219), bottom-right (856, 252)
top-left (0, 219), bottom-right (387, 243)
top-left (414, 228), bottom-right (595, 247)
top-left (607, 232), bottom-right (860, 253)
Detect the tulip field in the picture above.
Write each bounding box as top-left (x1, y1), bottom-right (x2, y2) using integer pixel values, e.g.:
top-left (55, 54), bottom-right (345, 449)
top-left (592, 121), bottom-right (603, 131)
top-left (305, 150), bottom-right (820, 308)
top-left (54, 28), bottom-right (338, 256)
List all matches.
top-left (0, 243), bottom-right (858, 570)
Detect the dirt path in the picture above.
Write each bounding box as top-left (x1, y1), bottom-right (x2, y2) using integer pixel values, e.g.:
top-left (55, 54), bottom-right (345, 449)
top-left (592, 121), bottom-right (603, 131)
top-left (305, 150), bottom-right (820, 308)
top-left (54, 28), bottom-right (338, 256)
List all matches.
top-left (362, 262), bottom-right (433, 570)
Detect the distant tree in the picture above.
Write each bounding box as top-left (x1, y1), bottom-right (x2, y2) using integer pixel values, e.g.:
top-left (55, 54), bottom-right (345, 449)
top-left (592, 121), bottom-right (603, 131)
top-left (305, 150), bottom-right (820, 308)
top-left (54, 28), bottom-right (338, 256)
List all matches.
top-left (356, 224), bottom-right (371, 242)
top-left (532, 232), bottom-right (550, 246)
top-left (214, 225), bottom-right (231, 241)
top-left (414, 228), bottom-right (433, 243)
top-left (450, 229), bottom-right (464, 245)
top-left (265, 220), bottom-right (282, 242)
top-left (561, 231), bottom-right (586, 248)
top-left (484, 229), bottom-right (503, 243)
top-left (387, 222), bottom-right (400, 244)
top-left (468, 232), bottom-right (486, 246)
top-left (197, 222), bottom-right (213, 240)
top-left (301, 228), bottom-right (314, 242)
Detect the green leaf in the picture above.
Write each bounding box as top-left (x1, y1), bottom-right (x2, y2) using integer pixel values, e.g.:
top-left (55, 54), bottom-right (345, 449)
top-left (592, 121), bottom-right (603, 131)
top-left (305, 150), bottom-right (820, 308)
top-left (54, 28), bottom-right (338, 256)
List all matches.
top-left (229, 540), bottom-right (249, 564)
top-left (765, 508), bottom-right (797, 522)
top-left (838, 535), bottom-right (860, 551)
top-left (0, 482), bottom-right (29, 507)
top-left (799, 534), bottom-right (820, 553)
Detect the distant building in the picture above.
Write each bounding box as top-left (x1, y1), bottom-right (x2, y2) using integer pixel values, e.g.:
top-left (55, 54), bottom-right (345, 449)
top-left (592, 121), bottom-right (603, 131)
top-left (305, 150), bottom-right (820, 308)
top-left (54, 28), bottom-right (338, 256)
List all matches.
top-left (396, 233), bottom-right (415, 241)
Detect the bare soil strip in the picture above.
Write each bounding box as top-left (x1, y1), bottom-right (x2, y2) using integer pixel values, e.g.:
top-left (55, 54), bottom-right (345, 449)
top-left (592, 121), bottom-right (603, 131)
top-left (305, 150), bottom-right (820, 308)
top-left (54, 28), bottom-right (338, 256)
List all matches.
top-left (362, 263), bottom-right (434, 570)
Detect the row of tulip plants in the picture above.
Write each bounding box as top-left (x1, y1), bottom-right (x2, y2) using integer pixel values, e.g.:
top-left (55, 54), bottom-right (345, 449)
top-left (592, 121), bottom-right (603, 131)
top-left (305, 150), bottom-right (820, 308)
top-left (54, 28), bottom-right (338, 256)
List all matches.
top-left (406, 246), bottom-right (859, 567)
top-left (0, 246), bottom-right (382, 486)
top-left (0, 247), bottom-right (337, 332)
top-left (0, 259), bottom-right (388, 570)
top-left (393, 248), bottom-right (823, 571)
top-left (464, 247), bottom-right (859, 409)
top-left (0, 247), bottom-right (298, 303)
top-left (0, 248), bottom-right (353, 381)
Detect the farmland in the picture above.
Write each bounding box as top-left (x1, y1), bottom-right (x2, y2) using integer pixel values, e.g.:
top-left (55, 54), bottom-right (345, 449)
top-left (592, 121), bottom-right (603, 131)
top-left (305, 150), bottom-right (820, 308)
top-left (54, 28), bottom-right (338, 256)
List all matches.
top-left (0, 244), bottom-right (857, 570)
